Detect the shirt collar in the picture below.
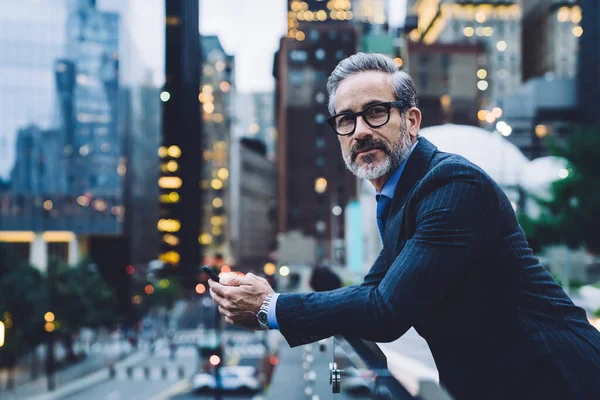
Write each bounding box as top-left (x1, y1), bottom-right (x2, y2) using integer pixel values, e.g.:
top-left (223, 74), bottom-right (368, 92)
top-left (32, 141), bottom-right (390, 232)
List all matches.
top-left (376, 138), bottom-right (419, 200)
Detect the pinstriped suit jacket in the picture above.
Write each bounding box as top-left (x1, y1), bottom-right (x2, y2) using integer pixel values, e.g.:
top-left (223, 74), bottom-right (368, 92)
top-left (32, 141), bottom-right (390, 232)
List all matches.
top-left (275, 137), bottom-right (600, 398)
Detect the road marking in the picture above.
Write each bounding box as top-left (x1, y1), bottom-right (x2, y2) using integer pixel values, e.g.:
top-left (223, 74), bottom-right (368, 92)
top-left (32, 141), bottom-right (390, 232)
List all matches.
top-left (104, 390), bottom-right (121, 400)
top-left (150, 379), bottom-right (190, 400)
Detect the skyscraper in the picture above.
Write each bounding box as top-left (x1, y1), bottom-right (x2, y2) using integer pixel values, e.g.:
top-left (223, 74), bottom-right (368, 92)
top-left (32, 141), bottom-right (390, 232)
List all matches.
top-left (408, 42), bottom-right (486, 128)
top-left (0, 0), bottom-right (69, 180)
top-left (577, 0), bottom-right (600, 126)
top-left (406, 1), bottom-right (522, 127)
top-left (197, 35), bottom-right (235, 265)
top-left (275, 0), bottom-right (358, 264)
top-left (159, 0), bottom-right (202, 285)
top-left (522, 0), bottom-right (580, 81)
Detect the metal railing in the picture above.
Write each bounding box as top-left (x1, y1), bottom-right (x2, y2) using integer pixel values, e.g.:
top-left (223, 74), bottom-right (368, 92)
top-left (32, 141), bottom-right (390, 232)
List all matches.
top-left (330, 335), bottom-right (452, 400)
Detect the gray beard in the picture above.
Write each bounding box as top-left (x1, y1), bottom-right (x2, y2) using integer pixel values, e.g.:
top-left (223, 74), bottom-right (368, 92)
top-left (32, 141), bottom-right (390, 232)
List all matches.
top-left (342, 131), bottom-right (412, 180)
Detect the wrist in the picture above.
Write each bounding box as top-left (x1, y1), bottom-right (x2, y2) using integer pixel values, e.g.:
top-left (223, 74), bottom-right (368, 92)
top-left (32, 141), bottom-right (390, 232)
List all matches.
top-left (256, 293), bottom-right (274, 330)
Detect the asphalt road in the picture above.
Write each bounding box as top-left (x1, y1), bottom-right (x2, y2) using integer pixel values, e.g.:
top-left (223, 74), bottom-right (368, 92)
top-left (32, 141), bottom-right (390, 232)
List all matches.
top-left (63, 299), bottom-right (268, 400)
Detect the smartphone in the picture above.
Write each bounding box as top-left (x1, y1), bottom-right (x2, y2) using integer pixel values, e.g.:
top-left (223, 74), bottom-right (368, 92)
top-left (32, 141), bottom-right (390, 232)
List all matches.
top-left (201, 265), bottom-right (220, 283)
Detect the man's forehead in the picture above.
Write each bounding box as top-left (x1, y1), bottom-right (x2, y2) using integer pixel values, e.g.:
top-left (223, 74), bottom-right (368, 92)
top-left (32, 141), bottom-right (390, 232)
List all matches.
top-left (334, 71), bottom-right (394, 112)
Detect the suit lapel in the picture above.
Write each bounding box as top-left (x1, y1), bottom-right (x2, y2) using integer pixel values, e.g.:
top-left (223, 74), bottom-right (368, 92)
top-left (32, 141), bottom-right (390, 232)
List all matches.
top-left (383, 137), bottom-right (438, 265)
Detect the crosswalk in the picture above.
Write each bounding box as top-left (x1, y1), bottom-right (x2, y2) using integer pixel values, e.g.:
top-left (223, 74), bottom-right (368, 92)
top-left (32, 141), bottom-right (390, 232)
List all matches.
top-left (225, 343), bottom-right (266, 359)
top-left (111, 364), bottom-right (189, 381)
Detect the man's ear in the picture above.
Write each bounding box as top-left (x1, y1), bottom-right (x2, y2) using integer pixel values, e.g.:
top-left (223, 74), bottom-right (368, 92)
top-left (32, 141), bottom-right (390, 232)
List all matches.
top-left (405, 107), bottom-right (422, 139)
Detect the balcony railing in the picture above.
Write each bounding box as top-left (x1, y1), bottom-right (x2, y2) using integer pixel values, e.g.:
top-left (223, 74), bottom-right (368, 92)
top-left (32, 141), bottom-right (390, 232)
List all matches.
top-left (331, 335), bottom-right (452, 400)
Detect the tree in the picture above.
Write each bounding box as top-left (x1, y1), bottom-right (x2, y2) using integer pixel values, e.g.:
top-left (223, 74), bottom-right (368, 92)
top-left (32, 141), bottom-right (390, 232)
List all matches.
top-left (521, 126), bottom-right (600, 254)
top-left (49, 258), bottom-right (118, 362)
top-left (0, 244), bottom-right (47, 385)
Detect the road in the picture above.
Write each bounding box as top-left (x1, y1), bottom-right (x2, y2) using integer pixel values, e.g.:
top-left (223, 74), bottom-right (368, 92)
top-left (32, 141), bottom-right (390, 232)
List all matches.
top-left (62, 298), bottom-right (268, 400)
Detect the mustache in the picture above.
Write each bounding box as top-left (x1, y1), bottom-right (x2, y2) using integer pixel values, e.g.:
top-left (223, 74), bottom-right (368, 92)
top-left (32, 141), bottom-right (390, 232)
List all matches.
top-left (350, 138), bottom-right (389, 160)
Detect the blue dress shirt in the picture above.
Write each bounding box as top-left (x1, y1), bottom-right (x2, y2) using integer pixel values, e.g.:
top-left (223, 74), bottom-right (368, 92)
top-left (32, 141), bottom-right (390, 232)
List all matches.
top-left (267, 139), bottom-right (419, 329)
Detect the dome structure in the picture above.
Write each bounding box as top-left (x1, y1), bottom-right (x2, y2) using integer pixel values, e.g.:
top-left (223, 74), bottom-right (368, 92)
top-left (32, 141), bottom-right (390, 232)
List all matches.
top-left (419, 124), bottom-right (529, 187)
top-left (519, 156), bottom-right (569, 200)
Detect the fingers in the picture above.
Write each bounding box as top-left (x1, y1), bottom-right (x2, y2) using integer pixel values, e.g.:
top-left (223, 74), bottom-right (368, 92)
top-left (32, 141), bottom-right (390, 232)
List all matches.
top-left (219, 272), bottom-right (245, 286)
top-left (207, 281), bottom-right (230, 297)
top-left (209, 289), bottom-right (233, 309)
top-left (218, 306), bottom-right (233, 318)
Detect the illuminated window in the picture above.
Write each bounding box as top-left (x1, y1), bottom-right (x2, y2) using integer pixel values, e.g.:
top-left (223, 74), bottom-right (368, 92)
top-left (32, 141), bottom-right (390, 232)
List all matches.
top-left (212, 198), bottom-right (223, 208)
top-left (159, 177), bottom-right (182, 189)
top-left (315, 177), bottom-right (327, 193)
top-left (166, 161), bottom-right (178, 172)
top-left (203, 103), bottom-right (215, 114)
top-left (159, 192), bottom-right (180, 203)
top-left (167, 146), bottom-right (181, 158)
top-left (163, 234), bottom-right (179, 246)
top-left (166, 16), bottom-right (181, 25)
top-left (249, 123), bottom-right (260, 134)
top-left (217, 168), bottom-right (229, 180)
top-left (219, 81), bottom-right (230, 92)
top-left (160, 251), bottom-right (180, 264)
top-left (199, 233), bottom-right (213, 245)
top-left (535, 124), bottom-right (550, 138)
top-left (158, 146), bottom-right (167, 158)
top-left (211, 179), bottom-right (223, 190)
top-left (157, 219), bottom-right (181, 232)
top-left (215, 61), bottom-right (225, 71)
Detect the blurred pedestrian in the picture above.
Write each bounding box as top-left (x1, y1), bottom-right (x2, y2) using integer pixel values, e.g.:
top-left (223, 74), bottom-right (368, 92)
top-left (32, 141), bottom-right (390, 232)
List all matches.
top-left (309, 265), bottom-right (341, 292)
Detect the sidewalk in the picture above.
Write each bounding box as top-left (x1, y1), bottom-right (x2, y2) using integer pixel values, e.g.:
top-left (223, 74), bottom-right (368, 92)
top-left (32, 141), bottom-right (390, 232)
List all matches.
top-left (0, 340), bottom-right (134, 400)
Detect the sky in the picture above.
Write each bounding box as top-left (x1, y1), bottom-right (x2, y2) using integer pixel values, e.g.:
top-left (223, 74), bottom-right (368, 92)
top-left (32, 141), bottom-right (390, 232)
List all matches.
top-left (127, 0), bottom-right (406, 93)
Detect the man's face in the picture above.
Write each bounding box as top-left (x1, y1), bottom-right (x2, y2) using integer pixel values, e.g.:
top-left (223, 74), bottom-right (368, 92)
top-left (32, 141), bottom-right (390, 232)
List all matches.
top-left (334, 71), bottom-right (413, 181)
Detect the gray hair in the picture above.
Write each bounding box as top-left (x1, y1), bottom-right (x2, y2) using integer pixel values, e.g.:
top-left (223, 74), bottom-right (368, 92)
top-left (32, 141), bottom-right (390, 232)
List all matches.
top-left (326, 52), bottom-right (418, 115)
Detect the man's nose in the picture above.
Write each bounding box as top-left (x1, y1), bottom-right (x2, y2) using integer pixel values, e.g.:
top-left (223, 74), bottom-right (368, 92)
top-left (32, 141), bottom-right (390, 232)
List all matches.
top-left (353, 116), bottom-right (372, 140)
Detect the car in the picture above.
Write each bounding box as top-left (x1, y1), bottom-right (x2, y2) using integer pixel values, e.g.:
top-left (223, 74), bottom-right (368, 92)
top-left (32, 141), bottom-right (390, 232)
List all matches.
top-left (191, 366), bottom-right (261, 393)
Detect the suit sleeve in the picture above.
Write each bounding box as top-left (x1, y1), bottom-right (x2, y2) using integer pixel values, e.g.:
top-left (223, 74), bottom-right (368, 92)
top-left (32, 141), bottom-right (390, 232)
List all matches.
top-left (275, 164), bottom-right (496, 347)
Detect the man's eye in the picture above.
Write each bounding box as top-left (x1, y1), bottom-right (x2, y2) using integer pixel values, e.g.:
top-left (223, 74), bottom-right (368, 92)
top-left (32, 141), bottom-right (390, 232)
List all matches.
top-left (337, 115), bottom-right (353, 126)
top-left (367, 106), bottom-right (387, 118)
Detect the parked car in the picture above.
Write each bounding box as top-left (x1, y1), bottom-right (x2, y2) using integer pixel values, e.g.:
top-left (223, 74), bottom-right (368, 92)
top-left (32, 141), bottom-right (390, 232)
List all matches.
top-left (192, 366), bottom-right (261, 393)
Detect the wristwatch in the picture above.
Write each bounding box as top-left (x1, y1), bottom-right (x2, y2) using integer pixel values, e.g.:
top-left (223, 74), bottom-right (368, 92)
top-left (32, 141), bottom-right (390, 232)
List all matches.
top-left (257, 294), bottom-right (273, 330)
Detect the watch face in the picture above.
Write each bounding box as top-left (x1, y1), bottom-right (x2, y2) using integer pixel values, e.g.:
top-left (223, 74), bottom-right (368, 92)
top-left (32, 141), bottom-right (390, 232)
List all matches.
top-left (258, 310), bottom-right (268, 326)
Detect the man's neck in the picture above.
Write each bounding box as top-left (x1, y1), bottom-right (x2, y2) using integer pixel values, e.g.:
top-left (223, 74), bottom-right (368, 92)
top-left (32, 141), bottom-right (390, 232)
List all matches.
top-left (370, 172), bottom-right (392, 193)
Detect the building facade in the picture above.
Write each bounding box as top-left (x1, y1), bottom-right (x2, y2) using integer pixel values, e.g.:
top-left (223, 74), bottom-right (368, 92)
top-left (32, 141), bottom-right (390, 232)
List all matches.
top-left (158, 0), bottom-right (202, 285)
top-left (275, 0), bottom-right (358, 264)
top-left (197, 35), bottom-right (235, 265)
top-left (0, 0), bottom-right (124, 271)
top-left (234, 92), bottom-right (277, 160)
top-left (577, 0), bottom-right (600, 126)
top-left (499, 1), bottom-right (582, 159)
top-left (408, 42), bottom-right (485, 127)
top-left (406, 1), bottom-right (522, 128)
top-left (229, 138), bottom-right (276, 272)
top-left (522, 0), bottom-right (580, 82)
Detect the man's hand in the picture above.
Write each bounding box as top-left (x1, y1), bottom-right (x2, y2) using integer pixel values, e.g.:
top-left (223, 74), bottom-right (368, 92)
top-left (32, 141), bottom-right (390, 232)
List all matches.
top-left (208, 272), bottom-right (275, 329)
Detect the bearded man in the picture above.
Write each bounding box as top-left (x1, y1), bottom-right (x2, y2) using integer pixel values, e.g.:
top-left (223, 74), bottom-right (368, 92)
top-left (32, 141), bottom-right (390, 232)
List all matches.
top-left (208, 53), bottom-right (600, 399)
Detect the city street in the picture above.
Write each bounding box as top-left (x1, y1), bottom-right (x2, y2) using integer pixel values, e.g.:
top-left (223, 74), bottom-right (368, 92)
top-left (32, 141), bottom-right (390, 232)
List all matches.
top-left (59, 299), bottom-right (268, 400)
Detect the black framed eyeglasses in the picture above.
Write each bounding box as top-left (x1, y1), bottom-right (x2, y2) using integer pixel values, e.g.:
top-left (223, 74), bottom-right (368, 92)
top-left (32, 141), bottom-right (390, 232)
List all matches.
top-left (326, 101), bottom-right (405, 136)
